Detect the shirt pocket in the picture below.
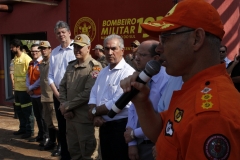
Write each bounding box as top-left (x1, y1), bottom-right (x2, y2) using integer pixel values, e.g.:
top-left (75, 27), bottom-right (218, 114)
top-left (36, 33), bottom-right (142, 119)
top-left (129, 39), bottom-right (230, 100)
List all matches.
top-left (107, 84), bottom-right (118, 98)
top-left (66, 70), bottom-right (74, 89)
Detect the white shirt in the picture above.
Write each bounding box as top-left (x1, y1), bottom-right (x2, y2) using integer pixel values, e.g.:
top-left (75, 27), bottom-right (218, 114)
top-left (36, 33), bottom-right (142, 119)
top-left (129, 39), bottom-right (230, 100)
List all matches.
top-left (89, 58), bottom-right (135, 121)
top-left (48, 41), bottom-right (75, 89)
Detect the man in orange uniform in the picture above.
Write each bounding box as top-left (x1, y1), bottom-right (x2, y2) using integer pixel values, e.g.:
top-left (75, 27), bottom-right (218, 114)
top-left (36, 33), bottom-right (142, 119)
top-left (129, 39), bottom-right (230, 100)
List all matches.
top-left (120, 0), bottom-right (240, 159)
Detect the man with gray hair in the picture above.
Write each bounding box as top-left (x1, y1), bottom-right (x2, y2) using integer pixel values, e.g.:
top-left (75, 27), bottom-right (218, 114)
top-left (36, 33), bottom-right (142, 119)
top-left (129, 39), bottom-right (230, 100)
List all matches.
top-left (88, 34), bottom-right (135, 160)
top-left (48, 21), bottom-right (75, 159)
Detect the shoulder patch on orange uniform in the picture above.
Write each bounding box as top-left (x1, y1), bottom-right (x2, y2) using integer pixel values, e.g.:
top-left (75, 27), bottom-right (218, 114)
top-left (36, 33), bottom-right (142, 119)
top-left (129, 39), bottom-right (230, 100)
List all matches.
top-left (195, 80), bottom-right (220, 115)
top-left (204, 134), bottom-right (230, 159)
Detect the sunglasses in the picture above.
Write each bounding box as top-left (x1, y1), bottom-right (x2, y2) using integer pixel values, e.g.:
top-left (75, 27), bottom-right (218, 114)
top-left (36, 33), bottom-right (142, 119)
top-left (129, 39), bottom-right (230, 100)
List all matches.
top-left (220, 51), bottom-right (226, 53)
top-left (131, 45), bottom-right (138, 48)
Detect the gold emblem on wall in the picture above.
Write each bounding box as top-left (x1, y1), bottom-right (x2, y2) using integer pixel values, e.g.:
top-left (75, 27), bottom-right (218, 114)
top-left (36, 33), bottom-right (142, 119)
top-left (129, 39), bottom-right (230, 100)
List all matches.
top-left (74, 17), bottom-right (96, 42)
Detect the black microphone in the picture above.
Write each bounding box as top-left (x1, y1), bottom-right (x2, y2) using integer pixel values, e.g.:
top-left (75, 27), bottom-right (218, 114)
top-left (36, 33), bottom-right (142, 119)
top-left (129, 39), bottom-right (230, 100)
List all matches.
top-left (108, 60), bottom-right (161, 118)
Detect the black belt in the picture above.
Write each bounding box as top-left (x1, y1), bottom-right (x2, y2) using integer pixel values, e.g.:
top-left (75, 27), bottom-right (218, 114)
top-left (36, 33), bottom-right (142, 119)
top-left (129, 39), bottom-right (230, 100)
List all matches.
top-left (140, 140), bottom-right (153, 145)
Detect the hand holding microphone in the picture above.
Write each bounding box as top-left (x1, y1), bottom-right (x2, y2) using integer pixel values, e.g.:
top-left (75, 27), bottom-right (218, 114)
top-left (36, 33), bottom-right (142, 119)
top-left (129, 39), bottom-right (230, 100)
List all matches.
top-left (108, 60), bottom-right (161, 118)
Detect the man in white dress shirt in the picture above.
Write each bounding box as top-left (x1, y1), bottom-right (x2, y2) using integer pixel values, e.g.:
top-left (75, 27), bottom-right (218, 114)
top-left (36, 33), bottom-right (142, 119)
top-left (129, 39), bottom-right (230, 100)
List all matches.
top-left (48, 21), bottom-right (75, 159)
top-left (88, 34), bottom-right (135, 160)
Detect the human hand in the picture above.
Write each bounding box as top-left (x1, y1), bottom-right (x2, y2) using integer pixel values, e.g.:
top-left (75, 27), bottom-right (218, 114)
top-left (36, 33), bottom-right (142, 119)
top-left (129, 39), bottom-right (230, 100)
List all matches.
top-left (93, 116), bottom-right (106, 127)
top-left (124, 127), bottom-right (134, 143)
top-left (120, 72), bottom-right (150, 105)
top-left (64, 111), bottom-right (74, 119)
top-left (59, 103), bottom-right (67, 115)
top-left (128, 145), bottom-right (139, 160)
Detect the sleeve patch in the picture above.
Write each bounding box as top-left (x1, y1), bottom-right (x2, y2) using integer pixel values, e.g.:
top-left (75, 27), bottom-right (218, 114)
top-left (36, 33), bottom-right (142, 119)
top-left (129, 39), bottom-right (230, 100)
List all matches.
top-left (204, 134), bottom-right (230, 160)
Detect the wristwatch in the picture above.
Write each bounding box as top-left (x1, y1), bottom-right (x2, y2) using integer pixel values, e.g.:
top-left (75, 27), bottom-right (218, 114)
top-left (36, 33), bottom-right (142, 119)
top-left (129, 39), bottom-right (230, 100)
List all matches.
top-left (130, 130), bottom-right (135, 139)
top-left (91, 107), bottom-right (97, 116)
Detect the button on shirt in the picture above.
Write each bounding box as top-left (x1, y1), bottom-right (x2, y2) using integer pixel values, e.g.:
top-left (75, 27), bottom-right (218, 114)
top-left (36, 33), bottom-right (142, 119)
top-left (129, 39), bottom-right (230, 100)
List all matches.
top-left (126, 66), bottom-right (170, 146)
top-left (48, 42), bottom-right (76, 89)
top-left (89, 58), bottom-right (135, 121)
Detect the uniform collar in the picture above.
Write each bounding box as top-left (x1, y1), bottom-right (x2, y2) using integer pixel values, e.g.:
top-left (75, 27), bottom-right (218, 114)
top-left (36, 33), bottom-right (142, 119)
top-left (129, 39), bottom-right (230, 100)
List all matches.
top-left (73, 55), bottom-right (93, 68)
top-left (181, 63), bottom-right (227, 90)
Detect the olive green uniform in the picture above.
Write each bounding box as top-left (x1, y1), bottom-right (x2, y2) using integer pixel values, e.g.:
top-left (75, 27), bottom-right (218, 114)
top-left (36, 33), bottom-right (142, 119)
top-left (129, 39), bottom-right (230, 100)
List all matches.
top-left (59, 55), bottom-right (101, 160)
top-left (39, 59), bottom-right (58, 129)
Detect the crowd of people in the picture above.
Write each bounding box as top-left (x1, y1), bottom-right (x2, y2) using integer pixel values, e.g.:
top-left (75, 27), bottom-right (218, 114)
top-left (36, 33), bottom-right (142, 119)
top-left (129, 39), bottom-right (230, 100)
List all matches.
top-left (9, 0), bottom-right (240, 160)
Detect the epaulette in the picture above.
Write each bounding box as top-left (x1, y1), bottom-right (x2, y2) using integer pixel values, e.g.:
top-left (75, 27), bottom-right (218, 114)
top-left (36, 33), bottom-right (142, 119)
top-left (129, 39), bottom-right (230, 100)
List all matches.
top-left (90, 59), bottom-right (101, 66)
top-left (68, 59), bottom-right (77, 64)
top-left (195, 80), bottom-right (220, 115)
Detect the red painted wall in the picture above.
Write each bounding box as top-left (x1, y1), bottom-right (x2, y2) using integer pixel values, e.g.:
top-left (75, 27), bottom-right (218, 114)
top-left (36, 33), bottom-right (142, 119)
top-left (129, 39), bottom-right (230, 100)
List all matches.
top-left (0, 1), bottom-right (67, 105)
top-left (69, 0), bottom-right (175, 55)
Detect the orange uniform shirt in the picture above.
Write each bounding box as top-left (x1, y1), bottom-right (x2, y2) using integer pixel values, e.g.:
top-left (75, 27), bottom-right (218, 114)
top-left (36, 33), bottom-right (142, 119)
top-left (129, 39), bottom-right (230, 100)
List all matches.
top-left (156, 64), bottom-right (240, 160)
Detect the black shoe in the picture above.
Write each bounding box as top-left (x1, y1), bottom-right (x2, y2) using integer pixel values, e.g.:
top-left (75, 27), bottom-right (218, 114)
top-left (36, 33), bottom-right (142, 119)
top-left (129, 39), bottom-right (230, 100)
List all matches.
top-left (13, 130), bottom-right (25, 135)
top-left (44, 140), bottom-right (56, 150)
top-left (51, 144), bottom-right (61, 157)
top-left (21, 133), bottom-right (34, 139)
top-left (28, 136), bottom-right (43, 142)
top-left (39, 138), bottom-right (50, 147)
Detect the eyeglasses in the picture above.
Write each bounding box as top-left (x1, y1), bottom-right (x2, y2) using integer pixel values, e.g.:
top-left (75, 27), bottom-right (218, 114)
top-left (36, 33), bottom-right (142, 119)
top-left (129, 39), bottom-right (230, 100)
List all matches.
top-left (220, 51), bottom-right (226, 53)
top-left (159, 29), bottom-right (195, 45)
top-left (31, 51), bottom-right (40, 53)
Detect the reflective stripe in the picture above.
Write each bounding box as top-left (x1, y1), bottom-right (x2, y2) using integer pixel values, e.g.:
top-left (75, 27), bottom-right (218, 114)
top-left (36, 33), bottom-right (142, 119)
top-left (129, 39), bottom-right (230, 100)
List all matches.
top-left (21, 102), bottom-right (32, 108)
top-left (15, 102), bottom-right (21, 106)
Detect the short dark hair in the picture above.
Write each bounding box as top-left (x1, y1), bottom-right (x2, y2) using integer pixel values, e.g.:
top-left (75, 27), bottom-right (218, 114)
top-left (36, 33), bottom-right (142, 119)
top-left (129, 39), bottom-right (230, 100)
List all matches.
top-left (10, 39), bottom-right (23, 50)
top-left (220, 45), bottom-right (227, 52)
top-left (31, 44), bottom-right (40, 49)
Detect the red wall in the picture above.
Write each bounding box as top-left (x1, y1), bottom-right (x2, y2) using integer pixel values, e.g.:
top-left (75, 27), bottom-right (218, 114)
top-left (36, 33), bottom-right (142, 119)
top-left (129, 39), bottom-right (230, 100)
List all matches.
top-left (0, 1), bottom-right (67, 105)
top-left (69, 0), bottom-right (175, 55)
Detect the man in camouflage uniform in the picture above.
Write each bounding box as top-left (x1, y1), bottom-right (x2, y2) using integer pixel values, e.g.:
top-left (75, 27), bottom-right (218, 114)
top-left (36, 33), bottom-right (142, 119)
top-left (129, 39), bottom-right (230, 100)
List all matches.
top-left (93, 44), bottom-right (108, 68)
top-left (59, 34), bottom-right (101, 160)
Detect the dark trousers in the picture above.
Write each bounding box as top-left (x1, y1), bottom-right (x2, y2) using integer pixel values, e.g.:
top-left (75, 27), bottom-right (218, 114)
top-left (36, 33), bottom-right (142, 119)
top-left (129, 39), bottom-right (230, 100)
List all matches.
top-left (14, 91), bottom-right (34, 134)
top-left (32, 97), bottom-right (48, 138)
top-left (100, 118), bottom-right (129, 160)
top-left (53, 95), bottom-right (71, 160)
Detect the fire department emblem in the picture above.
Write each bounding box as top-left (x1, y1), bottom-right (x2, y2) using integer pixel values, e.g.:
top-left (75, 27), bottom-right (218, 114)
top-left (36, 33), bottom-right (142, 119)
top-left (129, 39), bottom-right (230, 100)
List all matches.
top-left (74, 17), bottom-right (96, 42)
top-left (174, 108), bottom-right (184, 123)
top-left (204, 134), bottom-right (230, 160)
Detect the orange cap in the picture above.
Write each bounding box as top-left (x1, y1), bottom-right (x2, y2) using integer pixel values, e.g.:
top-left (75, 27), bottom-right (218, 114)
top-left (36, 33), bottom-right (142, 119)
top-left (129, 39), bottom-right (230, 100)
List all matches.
top-left (141, 0), bottom-right (225, 40)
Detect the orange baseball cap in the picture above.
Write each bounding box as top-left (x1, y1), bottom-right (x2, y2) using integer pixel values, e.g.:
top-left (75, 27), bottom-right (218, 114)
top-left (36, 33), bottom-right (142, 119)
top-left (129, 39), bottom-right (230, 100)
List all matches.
top-left (141, 0), bottom-right (225, 40)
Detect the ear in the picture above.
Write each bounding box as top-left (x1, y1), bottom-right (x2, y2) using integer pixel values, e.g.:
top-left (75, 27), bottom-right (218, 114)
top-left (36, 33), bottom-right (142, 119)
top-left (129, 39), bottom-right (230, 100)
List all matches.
top-left (192, 28), bottom-right (205, 51)
top-left (88, 45), bottom-right (91, 51)
top-left (121, 48), bottom-right (125, 56)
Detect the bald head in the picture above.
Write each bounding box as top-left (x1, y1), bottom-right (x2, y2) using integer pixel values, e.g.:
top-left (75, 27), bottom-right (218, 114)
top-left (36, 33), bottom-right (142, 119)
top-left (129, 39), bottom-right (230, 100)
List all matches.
top-left (135, 40), bottom-right (160, 71)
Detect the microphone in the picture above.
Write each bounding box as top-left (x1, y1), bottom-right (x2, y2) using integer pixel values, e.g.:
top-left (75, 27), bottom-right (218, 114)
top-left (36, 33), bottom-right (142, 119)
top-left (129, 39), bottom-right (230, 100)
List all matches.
top-left (108, 60), bottom-right (161, 118)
